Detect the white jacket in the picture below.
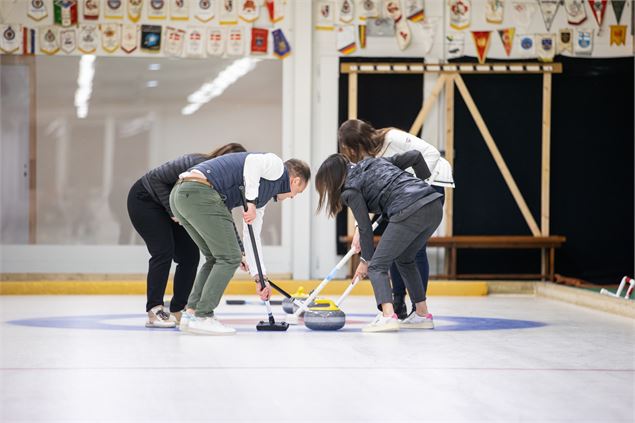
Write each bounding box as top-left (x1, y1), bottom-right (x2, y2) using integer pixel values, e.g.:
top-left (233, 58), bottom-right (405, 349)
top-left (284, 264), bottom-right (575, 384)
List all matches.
top-left (378, 129), bottom-right (455, 188)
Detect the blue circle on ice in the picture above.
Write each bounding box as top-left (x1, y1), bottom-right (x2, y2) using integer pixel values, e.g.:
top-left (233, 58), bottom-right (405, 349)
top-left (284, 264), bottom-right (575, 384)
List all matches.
top-left (6, 313), bottom-right (545, 332)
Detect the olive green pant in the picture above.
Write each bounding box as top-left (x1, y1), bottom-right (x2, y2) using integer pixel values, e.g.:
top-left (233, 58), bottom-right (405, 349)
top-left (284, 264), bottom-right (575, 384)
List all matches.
top-left (169, 181), bottom-right (241, 317)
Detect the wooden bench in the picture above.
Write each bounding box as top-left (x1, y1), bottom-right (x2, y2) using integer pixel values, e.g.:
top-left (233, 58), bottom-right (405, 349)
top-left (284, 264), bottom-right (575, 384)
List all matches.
top-left (339, 235), bottom-right (566, 281)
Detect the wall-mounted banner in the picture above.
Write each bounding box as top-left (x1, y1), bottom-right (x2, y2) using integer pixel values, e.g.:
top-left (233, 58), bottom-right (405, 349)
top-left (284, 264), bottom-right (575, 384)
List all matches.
top-left (471, 30), bottom-right (491, 64)
top-left (170, 0), bottom-right (189, 20)
top-left (141, 24), bottom-right (162, 51)
top-left (610, 24), bottom-right (627, 45)
top-left (60, 28), bottom-right (76, 53)
top-left (54, 0), bottom-right (78, 27)
top-left (557, 28), bottom-right (573, 53)
top-left (207, 27), bottom-right (224, 55)
top-left (511, 1), bottom-right (536, 29)
top-left (227, 27), bottom-right (244, 55)
top-left (272, 28), bottom-right (291, 58)
top-left (485, 0), bottom-right (504, 24)
top-left (574, 28), bottom-right (593, 54)
top-left (316, 1), bottom-right (335, 30)
top-left (105, 0), bottom-right (125, 19)
top-left (420, 17), bottom-right (438, 54)
top-left (405, 0), bottom-right (424, 22)
top-left (194, 0), bottom-right (216, 22)
top-left (449, 0), bottom-right (471, 31)
top-left (250, 27), bottom-right (268, 54)
top-left (588, 0), bottom-right (608, 28)
top-left (384, 0), bottom-right (411, 50)
top-left (537, 33), bottom-right (555, 62)
top-left (266, 0), bottom-right (284, 23)
top-left (446, 32), bottom-right (465, 59)
top-left (366, 18), bottom-right (395, 36)
top-left (78, 24), bottom-right (98, 53)
top-left (338, 0), bottom-right (355, 23)
top-left (358, 0), bottom-right (379, 20)
top-left (165, 26), bottom-right (185, 56)
top-left (611, 0), bottom-right (626, 23)
top-left (337, 24), bottom-right (357, 54)
top-left (147, 0), bottom-right (167, 19)
top-left (121, 23), bottom-right (138, 53)
top-left (498, 27), bottom-right (515, 56)
top-left (239, 0), bottom-right (260, 22)
top-left (358, 24), bottom-right (366, 48)
top-left (82, 0), bottom-right (100, 20)
top-left (220, 0), bottom-right (238, 24)
top-left (185, 26), bottom-right (206, 57)
top-left (518, 33), bottom-right (535, 56)
top-left (127, 0), bottom-right (143, 22)
top-left (101, 23), bottom-right (121, 52)
top-left (537, 0), bottom-right (560, 31)
top-left (563, 0), bottom-right (587, 25)
top-left (0, 24), bottom-right (22, 54)
top-left (28, 0), bottom-right (49, 22)
top-left (40, 26), bottom-right (60, 55)
top-left (23, 27), bottom-right (37, 55)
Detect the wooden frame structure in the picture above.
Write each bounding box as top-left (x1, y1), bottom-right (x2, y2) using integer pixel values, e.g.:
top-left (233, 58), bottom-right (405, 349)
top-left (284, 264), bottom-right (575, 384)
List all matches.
top-left (341, 61), bottom-right (563, 277)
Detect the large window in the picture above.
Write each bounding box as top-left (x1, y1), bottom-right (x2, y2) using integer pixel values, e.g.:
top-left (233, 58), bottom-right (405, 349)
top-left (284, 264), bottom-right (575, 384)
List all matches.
top-left (1, 56), bottom-right (283, 246)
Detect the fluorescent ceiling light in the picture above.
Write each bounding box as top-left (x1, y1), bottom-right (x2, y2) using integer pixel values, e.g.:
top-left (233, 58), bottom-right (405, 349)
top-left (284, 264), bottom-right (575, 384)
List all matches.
top-left (148, 63), bottom-right (161, 71)
top-left (181, 57), bottom-right (260, 116)
top-left (146, 80), bottom-right (159, 88)
top-left (74, 55), bottom-right (96, 119)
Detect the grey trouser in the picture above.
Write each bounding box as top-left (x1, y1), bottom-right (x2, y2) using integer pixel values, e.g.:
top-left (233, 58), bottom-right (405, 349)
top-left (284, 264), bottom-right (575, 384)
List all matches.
top-left (169, 181), bottom-right (242, 317)
top-left (368, 199), bottom-right (443, 308)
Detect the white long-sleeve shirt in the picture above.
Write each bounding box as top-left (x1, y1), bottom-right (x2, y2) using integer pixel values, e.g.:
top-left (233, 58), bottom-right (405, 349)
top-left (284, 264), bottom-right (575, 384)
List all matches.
top-left (242, 153), bottom-right (284, 277)
top-left (379, 129), bottom-right (455, 188)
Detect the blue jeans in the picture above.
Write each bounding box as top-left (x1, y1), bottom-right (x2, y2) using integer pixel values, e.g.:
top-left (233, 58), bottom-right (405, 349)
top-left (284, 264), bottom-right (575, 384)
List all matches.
top-left (391, 186), bottom-right (445, 302)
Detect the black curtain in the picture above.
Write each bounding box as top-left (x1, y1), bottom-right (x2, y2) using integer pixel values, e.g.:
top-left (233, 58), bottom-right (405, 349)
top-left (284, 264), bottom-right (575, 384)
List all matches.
top-left (452, 57), bottom-right (634, 284)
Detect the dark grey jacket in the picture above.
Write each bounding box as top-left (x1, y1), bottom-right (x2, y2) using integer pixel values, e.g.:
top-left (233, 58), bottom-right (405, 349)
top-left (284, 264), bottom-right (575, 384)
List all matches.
top-left (342, 151), bottom-right (443, 261)
top-left (140, 154), bottom-right (206, 217)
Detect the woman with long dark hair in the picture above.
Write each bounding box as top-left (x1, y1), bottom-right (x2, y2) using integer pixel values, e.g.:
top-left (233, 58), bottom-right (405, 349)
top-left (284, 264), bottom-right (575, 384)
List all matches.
top-left (127, 143), bottom-right (247, 328)
top-left (315, 151), bottom-right (443, 332)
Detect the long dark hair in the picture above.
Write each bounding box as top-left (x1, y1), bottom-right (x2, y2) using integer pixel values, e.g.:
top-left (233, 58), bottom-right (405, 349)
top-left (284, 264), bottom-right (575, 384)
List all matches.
top-left (338, 119), bottom-right (390, 163)
top-left (201, 142), bottom-right (246, 159)
top-left (315, 154), bottom-right (349, 218)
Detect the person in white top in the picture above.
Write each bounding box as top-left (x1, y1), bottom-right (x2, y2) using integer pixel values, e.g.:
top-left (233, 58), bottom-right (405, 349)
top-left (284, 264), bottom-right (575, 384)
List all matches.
top-left (339, 119), bottom-right (455, 325)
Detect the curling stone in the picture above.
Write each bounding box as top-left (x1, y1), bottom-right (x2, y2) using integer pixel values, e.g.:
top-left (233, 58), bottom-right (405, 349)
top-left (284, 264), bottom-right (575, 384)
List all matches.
top-left (303, 299), bottom-right (346, 331)
top-left (282, 286), bottom-right (309, 314)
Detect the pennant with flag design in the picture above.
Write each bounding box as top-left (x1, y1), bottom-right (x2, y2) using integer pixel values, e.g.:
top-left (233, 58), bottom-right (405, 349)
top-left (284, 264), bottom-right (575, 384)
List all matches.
top-left (471, 31), bottom-right (491, 64)
top-left (610, 24), bottom-right (627, 45)
top-left (272, 28), bottom-right (291, 58)
top-left (611, 0), bottom-right (626, 24)
top-left (498, 27), bottom-right (515, 56)
top-left (588, 0), bottom-right (608, 28)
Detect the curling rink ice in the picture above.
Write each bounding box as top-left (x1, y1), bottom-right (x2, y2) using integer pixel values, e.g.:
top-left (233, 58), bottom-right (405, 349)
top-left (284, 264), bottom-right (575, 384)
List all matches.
top-left (1, 294), bottom-right (634, 423)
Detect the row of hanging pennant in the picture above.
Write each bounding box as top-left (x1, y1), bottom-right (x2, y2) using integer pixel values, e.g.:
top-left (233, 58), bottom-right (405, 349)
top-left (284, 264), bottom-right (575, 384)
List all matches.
top-left (19, 0), bottom-right (285, 26)
top-left (319, 1), bottom-right (630, 58)
top-left (0, 23), bottom-right (291, 58)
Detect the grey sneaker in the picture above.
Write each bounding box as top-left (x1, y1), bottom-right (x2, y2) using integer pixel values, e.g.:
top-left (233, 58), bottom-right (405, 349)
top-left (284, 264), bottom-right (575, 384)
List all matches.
top-left (146, 305), bottom-right (176, 328)
top-left (400, 312), bottom-right (434, 329)
top-left (362, 313), bottom-right (400, 333)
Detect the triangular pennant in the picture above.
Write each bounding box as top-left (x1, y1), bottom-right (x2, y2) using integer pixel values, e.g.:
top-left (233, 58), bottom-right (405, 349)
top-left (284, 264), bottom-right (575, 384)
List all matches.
top-left (471, 31), bottom-right (491, 64)
top-left (497, 27), bottom-right (515, 56)
top-left (564, 0), bottom-right (587, 25)
top-left (537, 0), bottom-right (560, 31)
top-left (611, 0), bottom-right (626, 23)
top-left (588, 0), bottom-right (608, 28)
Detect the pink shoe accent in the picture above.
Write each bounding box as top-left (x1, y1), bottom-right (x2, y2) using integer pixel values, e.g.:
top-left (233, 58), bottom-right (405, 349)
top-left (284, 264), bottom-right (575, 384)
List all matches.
top-left (392, 313), bottom-right (399, 319)
top-left (425, 314), bottom-right (433, 319)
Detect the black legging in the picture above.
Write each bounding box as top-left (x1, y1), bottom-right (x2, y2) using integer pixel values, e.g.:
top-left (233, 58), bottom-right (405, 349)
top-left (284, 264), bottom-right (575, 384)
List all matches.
top-left (127, 179), bottom-right (199, 312)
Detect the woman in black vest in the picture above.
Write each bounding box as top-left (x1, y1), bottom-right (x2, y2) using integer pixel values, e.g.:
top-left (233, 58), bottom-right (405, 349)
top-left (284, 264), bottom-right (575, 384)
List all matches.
top-left (127, 143), bottom-right (246, 328)
top-left (315, 151), bottom-right (443, 333)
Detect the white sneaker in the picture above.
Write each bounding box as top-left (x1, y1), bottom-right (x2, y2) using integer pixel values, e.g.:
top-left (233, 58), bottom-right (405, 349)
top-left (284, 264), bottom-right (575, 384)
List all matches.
top-left (179, 311), bottom-right (195, 332)
top-left (362, 313), bottom-right (400, 333)
top-left (188, 316), bottom-right (236, 336)
top-left (400, 312), bottom-right (434, 329)
top-left (145, 305), bottom-right (176, 328)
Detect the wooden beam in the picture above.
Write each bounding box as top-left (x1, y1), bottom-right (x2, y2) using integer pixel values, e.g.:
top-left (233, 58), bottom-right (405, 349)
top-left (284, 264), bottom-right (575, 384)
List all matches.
top-left (444, 74), bottom-right (455, 237)
top-left (541, 72), bottom-right (552, 236)
top-left (29, 56), bottom-right (37, 244)
top-left (409, 74), bottom-right (447, 135)
top-left (454, 74), bottom-right (541, 237)
top-left (340, 62), bottom-right (563, 75)
top-left (348, 71), bottom-right (358, 119)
